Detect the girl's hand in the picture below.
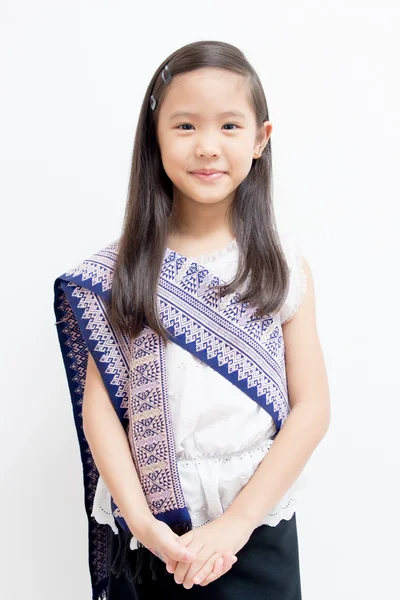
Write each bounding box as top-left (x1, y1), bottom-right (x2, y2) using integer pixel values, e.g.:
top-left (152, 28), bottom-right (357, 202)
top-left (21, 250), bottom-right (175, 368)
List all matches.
top-left (166, 514), bottom-right (254, 589)
top-left (166, 548), bottom-right (238, 587)
top-left (137, 517), bottom-right (197, 566)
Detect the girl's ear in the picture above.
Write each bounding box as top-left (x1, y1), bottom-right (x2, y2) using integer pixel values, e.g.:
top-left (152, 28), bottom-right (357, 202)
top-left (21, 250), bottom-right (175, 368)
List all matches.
top-left (256, 121), bottom-right (273, 155)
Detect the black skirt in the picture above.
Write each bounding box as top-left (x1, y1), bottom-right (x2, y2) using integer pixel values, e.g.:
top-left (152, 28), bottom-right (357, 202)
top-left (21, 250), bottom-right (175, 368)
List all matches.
top-left (106, 513), bottom-right (302, 599)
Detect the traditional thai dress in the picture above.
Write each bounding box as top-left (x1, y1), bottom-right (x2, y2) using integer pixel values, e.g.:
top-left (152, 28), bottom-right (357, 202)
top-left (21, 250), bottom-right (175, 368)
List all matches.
top-left (54, 232), bottom-right (306, 599)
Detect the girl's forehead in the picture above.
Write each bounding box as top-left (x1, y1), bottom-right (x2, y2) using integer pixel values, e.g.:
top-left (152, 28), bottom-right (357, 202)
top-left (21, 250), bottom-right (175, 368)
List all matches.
top-left (159, 69), bottom-right (253, 118)
top-left (168, 68), bottom-right (249, 96)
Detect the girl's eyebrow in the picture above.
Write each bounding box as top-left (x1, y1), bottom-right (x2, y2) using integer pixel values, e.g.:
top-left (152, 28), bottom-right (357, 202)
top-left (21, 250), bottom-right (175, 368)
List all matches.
top-left (169, 110), bottom-right (246, 120)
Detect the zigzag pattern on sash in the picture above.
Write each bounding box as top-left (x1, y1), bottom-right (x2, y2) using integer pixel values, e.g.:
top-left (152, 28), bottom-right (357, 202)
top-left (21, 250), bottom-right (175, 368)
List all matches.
top-left (68, 281), bottom-right (186, 519)
top-left (64, 242), bottom-right (119, 294)
top-left (162, 249), bottom-right (281, 341)
top-left (55, 284), bottom-right (109, 597)
top-left (67, 281), bottom-right (130, 421)
top-left (159, 251), bottom-right (289, 427)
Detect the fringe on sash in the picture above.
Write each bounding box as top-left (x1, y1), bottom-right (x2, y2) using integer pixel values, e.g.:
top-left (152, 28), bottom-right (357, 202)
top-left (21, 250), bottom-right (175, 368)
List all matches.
top-left (109, 521), bottom-right (193, 585)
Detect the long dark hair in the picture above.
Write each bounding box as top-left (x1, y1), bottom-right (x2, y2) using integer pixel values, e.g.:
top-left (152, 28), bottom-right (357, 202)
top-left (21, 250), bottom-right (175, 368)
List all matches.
top-left (109, 40), bottom-right (290, 345)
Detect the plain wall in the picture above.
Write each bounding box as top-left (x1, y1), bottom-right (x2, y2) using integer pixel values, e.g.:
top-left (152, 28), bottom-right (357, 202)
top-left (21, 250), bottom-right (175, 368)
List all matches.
top-left (1, 1), bottom-right (399, 598)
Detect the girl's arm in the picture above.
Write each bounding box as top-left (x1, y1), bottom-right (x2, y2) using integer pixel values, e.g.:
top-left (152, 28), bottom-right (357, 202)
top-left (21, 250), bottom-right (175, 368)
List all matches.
top-left (82, 351), bottom-right (154, 539)
top-left (82, 351), bottom-right (202, 567)
top-left (221, 256), bottom-right (331, 528)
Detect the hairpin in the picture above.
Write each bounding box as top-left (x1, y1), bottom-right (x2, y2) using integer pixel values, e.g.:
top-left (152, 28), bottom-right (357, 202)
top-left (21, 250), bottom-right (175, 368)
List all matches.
top-left (150, 64), bottom-right (172, 111)
top-left (161, 64), bottom-right (172, 85)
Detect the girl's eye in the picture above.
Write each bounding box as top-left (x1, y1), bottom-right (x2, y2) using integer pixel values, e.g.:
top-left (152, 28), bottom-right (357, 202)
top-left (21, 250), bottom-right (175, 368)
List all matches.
top-left (177, 124), bottom-right (194, 131)
top-left (222, 123), bottom-right (239, 130)
top-left (176, 123), bottom-right (239, 131)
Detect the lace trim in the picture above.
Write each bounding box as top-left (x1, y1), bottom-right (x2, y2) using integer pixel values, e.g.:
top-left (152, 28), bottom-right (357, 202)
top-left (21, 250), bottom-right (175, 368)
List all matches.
top-left (176, 437), bottom-right (274, 463)
top-left (190, 495), bottom-right (297, 524)
top-left (91, 497), bottom-right (118, 534)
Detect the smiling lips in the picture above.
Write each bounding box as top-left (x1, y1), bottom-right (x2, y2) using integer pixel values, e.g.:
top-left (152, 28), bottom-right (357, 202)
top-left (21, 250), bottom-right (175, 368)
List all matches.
top-left (190, 169), bottom-right (226, 181)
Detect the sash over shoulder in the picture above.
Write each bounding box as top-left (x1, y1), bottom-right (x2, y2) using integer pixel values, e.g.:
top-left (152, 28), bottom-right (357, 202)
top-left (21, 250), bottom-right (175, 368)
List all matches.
top-left (54, 240), bottom-right (291, 599)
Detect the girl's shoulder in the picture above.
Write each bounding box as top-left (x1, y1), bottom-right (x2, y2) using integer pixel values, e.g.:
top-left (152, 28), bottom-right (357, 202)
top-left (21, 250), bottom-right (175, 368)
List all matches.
top-left (278, 231), bottom-right (308, 325)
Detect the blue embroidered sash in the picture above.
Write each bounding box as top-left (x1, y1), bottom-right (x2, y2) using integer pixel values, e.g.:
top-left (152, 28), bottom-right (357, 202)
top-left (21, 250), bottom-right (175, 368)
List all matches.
top-left (54, 240), bottom-right (290, 599)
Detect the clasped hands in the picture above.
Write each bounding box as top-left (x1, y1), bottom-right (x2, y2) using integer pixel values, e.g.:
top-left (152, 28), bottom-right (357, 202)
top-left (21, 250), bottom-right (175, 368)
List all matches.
top-left (143, 513), bottom-right (254, 589)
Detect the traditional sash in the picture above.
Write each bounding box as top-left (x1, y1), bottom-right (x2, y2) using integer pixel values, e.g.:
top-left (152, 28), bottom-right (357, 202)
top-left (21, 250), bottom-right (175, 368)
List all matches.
top-left (54, 240), bottom-right (291, 599)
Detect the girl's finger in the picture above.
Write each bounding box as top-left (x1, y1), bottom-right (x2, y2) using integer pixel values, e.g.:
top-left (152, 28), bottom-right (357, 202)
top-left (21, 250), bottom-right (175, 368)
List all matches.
top-left (165, 558), bottom-right (178, 573)
top-left (174, 540), bottom-right (204, 585)
top-left (192, 553), bottom-right (222, 585)
top-left (211, 556), bottom-right (224, 578)
top-left (223, 550), bottom-right (237, 570)
top-left (199, 553), bottom-right (238, 586)
top-left (175, 548), bottom-right (199, 585)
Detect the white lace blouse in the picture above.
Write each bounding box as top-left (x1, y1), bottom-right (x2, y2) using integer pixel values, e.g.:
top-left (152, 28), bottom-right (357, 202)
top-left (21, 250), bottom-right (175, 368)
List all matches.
top-left (91, 232), bottom-right (308, 549)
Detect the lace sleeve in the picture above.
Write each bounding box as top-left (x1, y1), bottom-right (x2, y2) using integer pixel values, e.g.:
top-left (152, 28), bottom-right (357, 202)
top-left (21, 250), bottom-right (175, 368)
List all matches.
top-left (279, 233), bottom-right (308, 325)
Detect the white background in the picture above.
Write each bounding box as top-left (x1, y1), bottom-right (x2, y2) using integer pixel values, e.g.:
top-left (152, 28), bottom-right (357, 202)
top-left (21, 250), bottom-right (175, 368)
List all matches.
top-left (1, 1), bottom-right (399, 598)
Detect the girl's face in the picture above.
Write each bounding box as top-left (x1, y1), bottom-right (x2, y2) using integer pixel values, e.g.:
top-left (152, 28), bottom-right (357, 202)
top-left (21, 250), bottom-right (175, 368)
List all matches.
top-left (156, 67), bottom-right (271, 208)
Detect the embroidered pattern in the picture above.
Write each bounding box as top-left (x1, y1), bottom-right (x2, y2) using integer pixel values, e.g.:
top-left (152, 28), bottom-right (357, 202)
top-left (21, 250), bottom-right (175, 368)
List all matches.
top-left (68, 283), bottom-right (130, 417)
top-left (127, 325), bottom-right (187, 514)
top-left (64, 242), bottom-right (119, 294)
top-left (159, 250), bottom-right (289, 426)
top-left (54, 283), bottom-right (113, 597)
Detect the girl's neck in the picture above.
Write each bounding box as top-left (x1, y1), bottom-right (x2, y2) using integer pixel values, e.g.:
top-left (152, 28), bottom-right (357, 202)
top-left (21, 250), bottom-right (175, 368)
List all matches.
top-left (166, 218), bottom-right (235, 258)
top-left (166, 192), bottom-right (235, 256)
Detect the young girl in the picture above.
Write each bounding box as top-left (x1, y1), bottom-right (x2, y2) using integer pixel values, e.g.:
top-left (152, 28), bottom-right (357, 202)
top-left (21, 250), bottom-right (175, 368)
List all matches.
top-left (54, 40), bottom-right (330, 600)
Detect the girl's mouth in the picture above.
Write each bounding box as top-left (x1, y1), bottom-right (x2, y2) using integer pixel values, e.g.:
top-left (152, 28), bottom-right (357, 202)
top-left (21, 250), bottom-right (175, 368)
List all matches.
top-left (190, 172), bottom-right (226, 181)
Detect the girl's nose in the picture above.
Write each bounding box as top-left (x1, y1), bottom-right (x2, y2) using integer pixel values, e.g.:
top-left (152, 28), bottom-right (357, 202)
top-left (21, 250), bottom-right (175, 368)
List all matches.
top-left (195, 144), bottom-right (222, 159)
